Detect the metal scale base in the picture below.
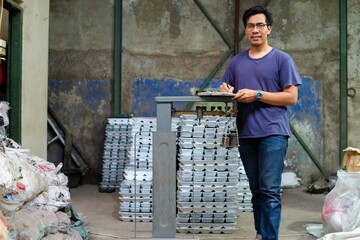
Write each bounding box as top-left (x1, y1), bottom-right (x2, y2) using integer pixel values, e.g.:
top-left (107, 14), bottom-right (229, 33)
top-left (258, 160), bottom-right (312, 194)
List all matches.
top-left (149, 96), bottom-right (233, 239)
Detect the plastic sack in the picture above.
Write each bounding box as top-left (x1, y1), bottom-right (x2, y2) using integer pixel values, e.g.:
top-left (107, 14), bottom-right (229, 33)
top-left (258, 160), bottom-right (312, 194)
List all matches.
top-left (281, 171), bottom-right (300, 188)
top-left (51, 211), bottom-right (82, 240)
top-left (10, 208), bottom-right (58, 240)
top-left (0, 152), bottom-right (22, 195)
top-left (318, 226), bottom-right (360, 240)
top-left (322, 170), bottom-right (360, 233)
top-left (0, 101), bottom-right (10, 139)
top-left (0, 101), bottom-right (9, 127)
top-left (0, 150), bottom-right (48, 214)
top-left (26, 185), bottom-right (71, 212)
top-left (63, 205), bottom-right (89, 240)
top-left (24, 155), bottom-right (70, 212)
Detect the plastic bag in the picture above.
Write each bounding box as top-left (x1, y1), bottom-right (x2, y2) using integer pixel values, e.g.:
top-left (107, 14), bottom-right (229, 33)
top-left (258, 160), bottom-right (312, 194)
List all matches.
top-left (0, 151), bottom-right (48, 213)
top-left (63, 205), bottom-right (89, 240)
top-left (322, 170), bottom-right (360, 233)
top-left (318, 226), bottom-right (360, 240)
top-left (281, 171), bottom-right (300, 188)
top-left (26, 185), bottom-right (70, 212)
top-left (0, 153), bottom-right (22, 195)
top-left (10, 208), bottom-right (58, 240)
top-left (0, 101), bottom-right (10, 140)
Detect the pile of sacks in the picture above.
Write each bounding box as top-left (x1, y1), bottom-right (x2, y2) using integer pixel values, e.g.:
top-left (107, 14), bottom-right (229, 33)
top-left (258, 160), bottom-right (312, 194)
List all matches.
top-left (0, 139), bottom-right (88, 240)
top-left (0, 101), bottom-right (88, 239)
top-left (0, 138), bottom-right (88, 239)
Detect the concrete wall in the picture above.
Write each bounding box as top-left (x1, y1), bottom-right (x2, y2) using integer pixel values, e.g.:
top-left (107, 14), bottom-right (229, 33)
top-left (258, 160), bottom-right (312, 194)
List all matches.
top-left (48, 0), bottom-right (114, 182)
top-left (48, 0), bottom-right (360, 184)
top-left (21, 0), bottom-right (49, 159)
top-left (348, 0), bottom-right (360, 148)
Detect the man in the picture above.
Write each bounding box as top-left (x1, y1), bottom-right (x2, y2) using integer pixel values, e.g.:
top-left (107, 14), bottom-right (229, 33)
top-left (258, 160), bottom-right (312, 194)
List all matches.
top-left (219, 5), bottom-right (302, 240)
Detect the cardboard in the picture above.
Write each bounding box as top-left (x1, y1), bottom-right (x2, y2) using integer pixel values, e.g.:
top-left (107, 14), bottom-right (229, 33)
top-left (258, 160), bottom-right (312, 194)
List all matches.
top-left (343, 147), bottom-right (360, 172)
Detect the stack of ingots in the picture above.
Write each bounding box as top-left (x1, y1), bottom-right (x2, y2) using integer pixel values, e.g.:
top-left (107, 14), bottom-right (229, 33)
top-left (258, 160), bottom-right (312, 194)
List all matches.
top-left (176, 115), bottom-right (241, 234)
top-left (119, 117), bottom-right (156, 222)
top-left (101, 116), bottom-right (252, 225)
top-left (100, 118), bottom-right (134, 191)
top-left (237, 163), bottom-right (253, 212)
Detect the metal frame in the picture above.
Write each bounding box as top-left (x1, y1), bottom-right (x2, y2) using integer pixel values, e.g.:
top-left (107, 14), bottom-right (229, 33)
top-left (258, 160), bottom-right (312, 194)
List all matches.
top-left (114, 0), bottom-right (122, 116)
top-left (339, 0), bottom-right (347, 163)
top-left (4, 0), bottom-right (22, 143)
top-left (152, 96), bottom-right (233, 238)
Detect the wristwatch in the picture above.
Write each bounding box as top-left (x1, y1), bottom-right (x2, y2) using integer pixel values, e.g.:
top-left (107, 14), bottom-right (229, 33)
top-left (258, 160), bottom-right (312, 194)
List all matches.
top-left (256, 90), bottom-right (263, 101)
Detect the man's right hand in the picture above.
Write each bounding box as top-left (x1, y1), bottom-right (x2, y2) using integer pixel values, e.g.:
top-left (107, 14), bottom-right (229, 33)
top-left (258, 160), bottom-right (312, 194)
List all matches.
top-left (220, 82), bottom-right (234, 93)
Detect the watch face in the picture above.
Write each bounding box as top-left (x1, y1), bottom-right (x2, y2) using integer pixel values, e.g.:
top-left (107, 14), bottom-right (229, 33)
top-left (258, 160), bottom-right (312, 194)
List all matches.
top-left (256, 91), bottom-right (262, 100)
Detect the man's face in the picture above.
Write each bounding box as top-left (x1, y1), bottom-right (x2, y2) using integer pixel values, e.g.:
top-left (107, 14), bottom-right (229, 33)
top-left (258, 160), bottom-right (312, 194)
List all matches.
top-left (245, 13), bottom-right (272, 47)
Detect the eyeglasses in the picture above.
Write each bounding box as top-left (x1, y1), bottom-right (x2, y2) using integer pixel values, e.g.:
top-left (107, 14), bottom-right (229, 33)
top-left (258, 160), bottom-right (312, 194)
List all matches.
top-left (245, 23), bottom-right (268, 30)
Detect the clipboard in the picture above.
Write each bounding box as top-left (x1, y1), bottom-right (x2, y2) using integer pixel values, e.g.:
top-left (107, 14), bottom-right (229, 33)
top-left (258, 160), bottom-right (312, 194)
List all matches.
top-left (197, 91), bottom-right (236, 97)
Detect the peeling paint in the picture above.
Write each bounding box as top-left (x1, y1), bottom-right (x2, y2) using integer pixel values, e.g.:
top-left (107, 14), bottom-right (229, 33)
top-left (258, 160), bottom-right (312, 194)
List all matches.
top-left (130, 77), bottom-right (323, 183)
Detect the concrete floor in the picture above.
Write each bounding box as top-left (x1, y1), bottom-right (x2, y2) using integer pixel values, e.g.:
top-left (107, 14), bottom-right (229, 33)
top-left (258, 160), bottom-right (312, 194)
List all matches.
top-left (70, 184), bottom-right (326, 240)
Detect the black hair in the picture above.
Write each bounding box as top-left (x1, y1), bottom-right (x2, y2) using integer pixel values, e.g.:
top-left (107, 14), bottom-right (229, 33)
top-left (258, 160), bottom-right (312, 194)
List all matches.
top-left (242, 5), bottom-right (273, 27)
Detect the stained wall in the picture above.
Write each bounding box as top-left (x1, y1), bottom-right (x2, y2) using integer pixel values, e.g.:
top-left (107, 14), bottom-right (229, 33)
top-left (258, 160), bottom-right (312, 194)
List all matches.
top-left (48, 0), bottom-right (360, 183)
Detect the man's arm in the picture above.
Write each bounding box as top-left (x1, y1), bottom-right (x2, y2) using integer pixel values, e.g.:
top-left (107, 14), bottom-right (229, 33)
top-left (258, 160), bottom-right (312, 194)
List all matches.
top-left (232, 85), bottom-right (299, 106)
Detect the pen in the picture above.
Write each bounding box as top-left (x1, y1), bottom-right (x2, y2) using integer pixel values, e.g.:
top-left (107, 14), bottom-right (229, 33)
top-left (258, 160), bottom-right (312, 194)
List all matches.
top-left (226, 84), bottom-right (232, 93)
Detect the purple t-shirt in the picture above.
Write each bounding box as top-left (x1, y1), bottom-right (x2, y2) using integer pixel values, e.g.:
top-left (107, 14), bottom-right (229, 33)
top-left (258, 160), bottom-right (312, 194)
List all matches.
top-left (221, 48), bottom-right (302, 138)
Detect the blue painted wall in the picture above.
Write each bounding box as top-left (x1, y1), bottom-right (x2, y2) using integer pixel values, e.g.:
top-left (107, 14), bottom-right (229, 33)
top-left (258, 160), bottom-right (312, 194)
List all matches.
top-left (131, 77), bottom-right (321, 122)
top-left (47, 77), bottom-right (323, 184)
top-left (131, 77), bottom-right (323, 182)
top-left (289, 76), bottom-right (322, 131)
top-left (48, 79), bottom-right (111, 182)
top-left (131, 78), bottom-right (223, 116)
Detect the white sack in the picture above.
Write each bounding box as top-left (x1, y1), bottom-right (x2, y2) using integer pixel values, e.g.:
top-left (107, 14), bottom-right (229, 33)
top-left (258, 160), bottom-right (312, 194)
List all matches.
top-left (0, 151), bottom-right (48, 213)
top-left (0, 153), bottom-right (21, 195)
top-left (26, 185), bottom-right (70, 212)
top-left (322, 170), bottom-right (360, 233)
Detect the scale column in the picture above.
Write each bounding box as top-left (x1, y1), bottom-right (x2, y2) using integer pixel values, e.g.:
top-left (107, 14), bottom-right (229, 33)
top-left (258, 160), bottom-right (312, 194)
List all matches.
top-left (153, 101), bottom-right (176, 238)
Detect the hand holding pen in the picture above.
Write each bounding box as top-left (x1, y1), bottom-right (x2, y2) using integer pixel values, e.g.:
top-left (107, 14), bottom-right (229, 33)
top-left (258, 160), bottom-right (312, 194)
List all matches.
top-left (220, 82), bottom-right (234, 93)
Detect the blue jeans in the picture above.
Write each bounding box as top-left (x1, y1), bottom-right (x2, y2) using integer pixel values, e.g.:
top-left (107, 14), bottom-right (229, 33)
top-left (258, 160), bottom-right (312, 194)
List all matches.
top-left (239, 135), bottom-right (288, 240)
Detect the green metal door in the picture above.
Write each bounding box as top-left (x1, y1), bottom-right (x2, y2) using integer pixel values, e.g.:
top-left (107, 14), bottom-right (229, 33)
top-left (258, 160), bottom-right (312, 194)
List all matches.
top-left (4, 0), bottom-right (22, 143)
